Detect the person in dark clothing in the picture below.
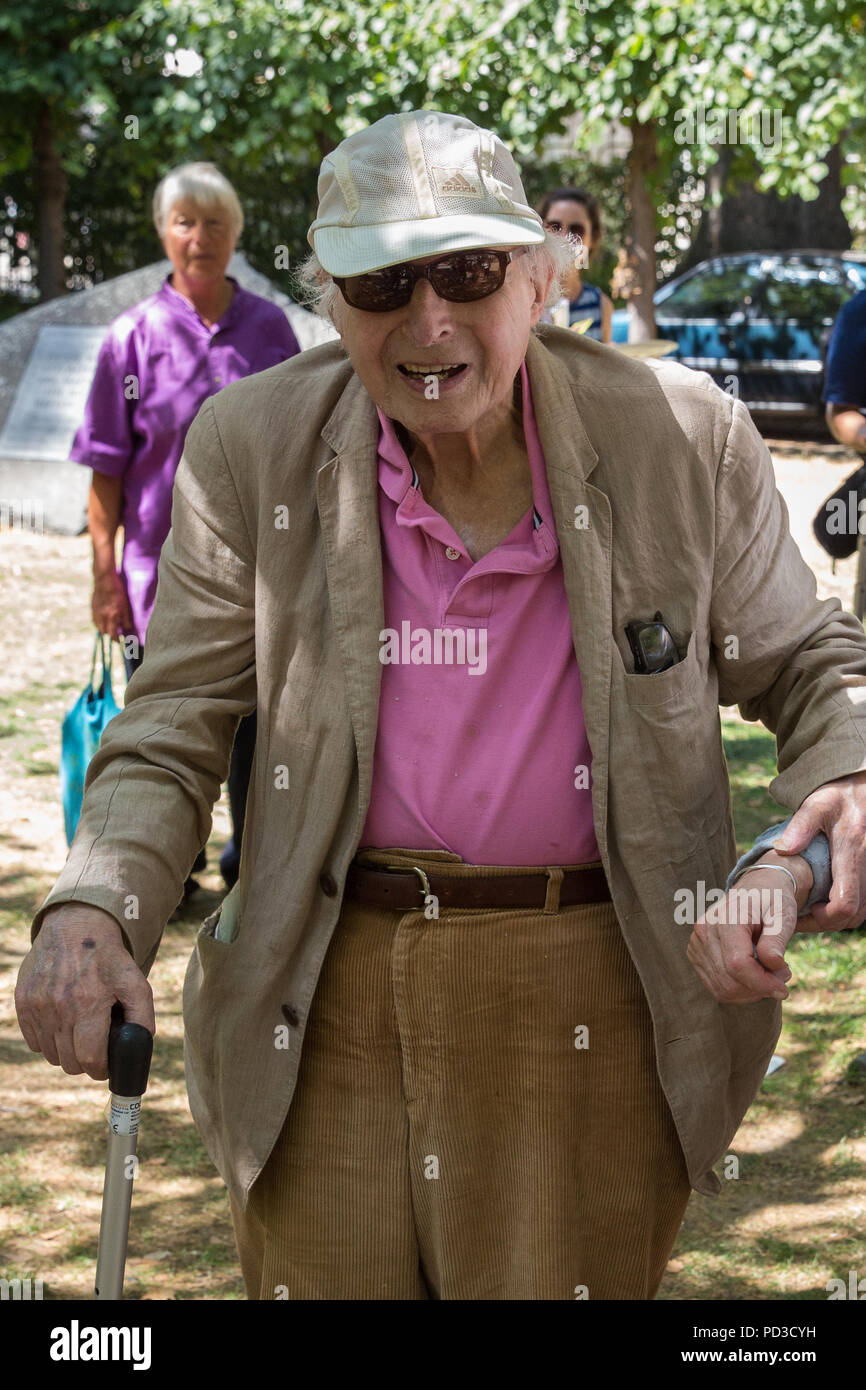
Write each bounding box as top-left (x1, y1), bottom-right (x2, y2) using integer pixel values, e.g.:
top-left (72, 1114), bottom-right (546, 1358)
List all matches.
top-left (824, 286), bottom-right (866, 454)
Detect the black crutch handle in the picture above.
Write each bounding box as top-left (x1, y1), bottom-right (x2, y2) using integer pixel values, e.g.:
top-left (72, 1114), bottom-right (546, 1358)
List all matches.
top-left (108, 1002), bottom-right (153, 1097)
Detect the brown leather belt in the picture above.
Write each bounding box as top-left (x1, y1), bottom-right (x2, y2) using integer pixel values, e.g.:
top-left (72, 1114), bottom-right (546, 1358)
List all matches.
top-left (344, 860), bottom-right (611, 911)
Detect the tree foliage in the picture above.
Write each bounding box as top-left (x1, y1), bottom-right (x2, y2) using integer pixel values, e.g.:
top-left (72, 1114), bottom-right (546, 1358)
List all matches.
top-left (1, 0), bottom-right (865, 304)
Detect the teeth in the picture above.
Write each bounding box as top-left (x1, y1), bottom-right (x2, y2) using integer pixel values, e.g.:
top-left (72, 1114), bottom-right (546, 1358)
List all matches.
top-left (400, 364), bottom-right (464, 377)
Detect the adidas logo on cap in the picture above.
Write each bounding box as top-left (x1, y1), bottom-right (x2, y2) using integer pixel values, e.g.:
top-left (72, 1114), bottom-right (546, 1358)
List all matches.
top-left (432, 167), bottom-right (484, 199)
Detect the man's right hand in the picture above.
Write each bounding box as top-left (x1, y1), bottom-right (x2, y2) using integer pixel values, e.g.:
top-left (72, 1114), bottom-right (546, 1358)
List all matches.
top-left (15, 904), bottom-right (155, 1080)
top-left (92, 569), bottom-right (133, 640)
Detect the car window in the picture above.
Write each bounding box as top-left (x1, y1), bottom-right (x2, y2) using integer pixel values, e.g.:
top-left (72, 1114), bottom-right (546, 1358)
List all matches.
top-left (759, 261), bottom-right (851, 321)
top-left (659, 261), bottom-right (764, 319)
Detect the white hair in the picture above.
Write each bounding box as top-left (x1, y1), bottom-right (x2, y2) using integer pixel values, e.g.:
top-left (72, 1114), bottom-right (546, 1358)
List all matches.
top-left (292, 229), bottom-right (579, 327)
top-left (152, 162), bottom-right (244, 239)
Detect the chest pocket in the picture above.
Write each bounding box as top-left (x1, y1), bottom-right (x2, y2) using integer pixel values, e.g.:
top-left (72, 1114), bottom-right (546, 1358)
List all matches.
top-left (615, 630), bottom-right (700, 708)
top-left (610, 631), bottom-right (727, 864)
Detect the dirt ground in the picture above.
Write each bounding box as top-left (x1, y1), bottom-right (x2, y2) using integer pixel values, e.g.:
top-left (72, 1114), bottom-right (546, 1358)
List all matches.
top-left (0, 437), bottom-right (864, 1301)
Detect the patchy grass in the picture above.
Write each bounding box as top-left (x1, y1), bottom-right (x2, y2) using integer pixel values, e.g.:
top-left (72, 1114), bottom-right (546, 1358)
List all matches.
top-left (1, 898), bottom-right (242, 1301)
top-left (0, 531), bottom-right (238, 1300)
top-left (720, 716), bottom-right (786, 851)
top-left (658, 717), bottom-right (866, 1301)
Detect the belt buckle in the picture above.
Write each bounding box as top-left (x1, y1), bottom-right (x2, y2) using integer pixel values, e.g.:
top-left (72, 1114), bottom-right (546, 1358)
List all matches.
top-left (384, 863), bottom-right (432, 905)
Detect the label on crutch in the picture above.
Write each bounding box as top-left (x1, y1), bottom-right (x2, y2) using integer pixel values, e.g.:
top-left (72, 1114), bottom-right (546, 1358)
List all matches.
top-left (109, 1096), bottom-right (141, 1136)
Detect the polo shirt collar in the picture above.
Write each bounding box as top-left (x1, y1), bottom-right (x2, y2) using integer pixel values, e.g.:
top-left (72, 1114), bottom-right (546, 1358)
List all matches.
top-left (375, 360), bottom-right (558, 566)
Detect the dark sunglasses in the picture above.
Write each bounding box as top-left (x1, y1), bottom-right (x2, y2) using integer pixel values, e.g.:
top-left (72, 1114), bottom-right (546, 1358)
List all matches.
top-left (333, 247), bottom-right (527, 313)
top-left (544, 218), bottom-right (588, 239)
top-left (624, 611), bottom-right (680, 674)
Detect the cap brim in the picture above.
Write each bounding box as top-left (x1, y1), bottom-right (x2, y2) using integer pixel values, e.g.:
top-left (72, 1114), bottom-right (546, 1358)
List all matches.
top-left (312, 214), bottom-right (546, 277)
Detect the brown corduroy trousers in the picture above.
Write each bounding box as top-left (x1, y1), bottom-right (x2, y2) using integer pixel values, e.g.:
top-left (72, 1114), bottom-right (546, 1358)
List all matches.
top-left (229, 847), bottom-right (692, 1300)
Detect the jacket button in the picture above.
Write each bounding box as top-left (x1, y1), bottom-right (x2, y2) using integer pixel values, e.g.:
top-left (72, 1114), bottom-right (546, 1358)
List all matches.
top-left (319, 872), bottom-right (338, 897)
top-left (281, 1004), bottom-right (300, 1027)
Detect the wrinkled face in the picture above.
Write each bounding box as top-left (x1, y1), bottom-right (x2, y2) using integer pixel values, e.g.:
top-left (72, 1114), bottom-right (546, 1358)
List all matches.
top-left (162, 198), bottom-right (237, 284)
top-left (331, 245), bottom-right (551, 437)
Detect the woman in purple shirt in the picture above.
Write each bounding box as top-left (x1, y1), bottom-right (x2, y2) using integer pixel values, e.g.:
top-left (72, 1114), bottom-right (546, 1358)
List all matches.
top-left (71, 162), bottom-right (300, 896)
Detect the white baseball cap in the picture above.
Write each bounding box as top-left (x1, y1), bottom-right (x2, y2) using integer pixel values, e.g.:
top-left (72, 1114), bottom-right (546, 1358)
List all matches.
top-left (307, 110), bottom-right (546, 277)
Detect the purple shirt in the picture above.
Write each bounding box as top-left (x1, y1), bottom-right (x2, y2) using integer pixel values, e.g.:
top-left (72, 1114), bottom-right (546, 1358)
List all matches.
top-left (359, 361), bottom-right (600, 866)
top-left (70, 275), bottom-right (300, 640)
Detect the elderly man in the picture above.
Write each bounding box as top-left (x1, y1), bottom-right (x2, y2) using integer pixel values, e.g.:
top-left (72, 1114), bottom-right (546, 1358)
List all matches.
top-left (16, 111), bottom-right (866, 1302)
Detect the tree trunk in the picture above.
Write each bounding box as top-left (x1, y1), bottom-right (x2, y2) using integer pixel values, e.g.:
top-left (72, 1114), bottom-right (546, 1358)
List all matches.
top-left (33, 100), bottom-right (67, 302)
top-left (625, 120), bottom-right (658, 341)
top-left (683, 141), bottom-right (851, 270)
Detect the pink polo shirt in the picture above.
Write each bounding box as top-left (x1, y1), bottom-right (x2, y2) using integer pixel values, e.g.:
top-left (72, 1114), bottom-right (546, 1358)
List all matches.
top-left (359, 361), bottom-right (600, 867)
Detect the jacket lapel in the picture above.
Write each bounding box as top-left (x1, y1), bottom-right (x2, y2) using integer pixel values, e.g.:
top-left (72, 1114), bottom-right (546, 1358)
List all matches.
top-left (525, 333), bottom-right (613, 859)
top-left (317, 377), bottom-right (385, 834)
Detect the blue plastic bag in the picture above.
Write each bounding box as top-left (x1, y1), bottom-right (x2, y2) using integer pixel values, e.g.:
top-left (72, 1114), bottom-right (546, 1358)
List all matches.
top-left (60, 633), bottom-right (122, 846)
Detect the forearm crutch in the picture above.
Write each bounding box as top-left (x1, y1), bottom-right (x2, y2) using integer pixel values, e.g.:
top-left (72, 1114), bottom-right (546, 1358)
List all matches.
top-left (95, 1003), bottom-right (153, 1300)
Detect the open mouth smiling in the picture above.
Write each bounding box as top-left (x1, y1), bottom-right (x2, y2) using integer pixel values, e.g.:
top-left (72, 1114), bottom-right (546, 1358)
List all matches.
top-left (397, 362), bottom-right (468, 381)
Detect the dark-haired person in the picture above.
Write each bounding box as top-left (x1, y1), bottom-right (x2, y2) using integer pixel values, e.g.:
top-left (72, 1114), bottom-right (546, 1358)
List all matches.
top-left (538, 186), bottom-right (613, 342)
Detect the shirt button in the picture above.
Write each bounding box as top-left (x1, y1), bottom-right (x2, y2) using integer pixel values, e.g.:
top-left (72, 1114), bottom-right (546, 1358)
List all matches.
top-left (214, 375), bottom-right (223, 384)
top-left (445, 546), bottom-right (461, 560)
top-left (319, 872), bottom-right (338, 897)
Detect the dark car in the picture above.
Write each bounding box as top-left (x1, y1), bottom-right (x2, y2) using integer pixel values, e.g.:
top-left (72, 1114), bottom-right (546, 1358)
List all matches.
top-left (611, 251), bottom-right (866, 423)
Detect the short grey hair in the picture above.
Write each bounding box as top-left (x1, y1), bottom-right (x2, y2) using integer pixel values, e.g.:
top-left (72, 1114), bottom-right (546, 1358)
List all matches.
top-left (152, 162), bottom-right (244, 239)
top-left (293, 229), bottom-right (579, 326)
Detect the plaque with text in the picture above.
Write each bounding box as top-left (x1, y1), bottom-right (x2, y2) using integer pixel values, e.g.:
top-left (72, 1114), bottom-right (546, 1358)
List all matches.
top-left (0, 325), bottom-right (108, 461)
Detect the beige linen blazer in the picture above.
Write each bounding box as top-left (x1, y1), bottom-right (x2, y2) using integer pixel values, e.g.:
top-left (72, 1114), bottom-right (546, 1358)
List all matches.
top-left (32, 325), bottom-right (866, 1208)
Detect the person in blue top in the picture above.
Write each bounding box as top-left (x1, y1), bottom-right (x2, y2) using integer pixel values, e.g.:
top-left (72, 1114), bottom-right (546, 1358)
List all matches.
top-left (823, 287), bottom-right (866, 454)
top-left (537, 186), bottom-right (613, 342)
